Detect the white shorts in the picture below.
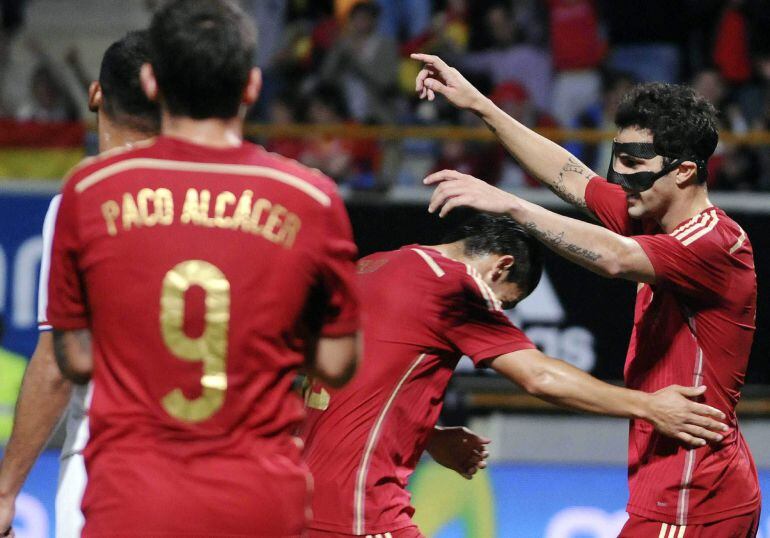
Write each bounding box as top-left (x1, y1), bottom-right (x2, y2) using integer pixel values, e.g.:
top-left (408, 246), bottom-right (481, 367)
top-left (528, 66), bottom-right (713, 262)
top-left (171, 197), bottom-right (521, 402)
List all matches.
top-left (55, 453), bottom-right (85, 538)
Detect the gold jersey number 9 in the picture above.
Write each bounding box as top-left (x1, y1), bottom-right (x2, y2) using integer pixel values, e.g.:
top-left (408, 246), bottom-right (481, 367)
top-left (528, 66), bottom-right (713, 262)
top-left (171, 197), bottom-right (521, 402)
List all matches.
top-left (159, 260), bottom-right (230, 423)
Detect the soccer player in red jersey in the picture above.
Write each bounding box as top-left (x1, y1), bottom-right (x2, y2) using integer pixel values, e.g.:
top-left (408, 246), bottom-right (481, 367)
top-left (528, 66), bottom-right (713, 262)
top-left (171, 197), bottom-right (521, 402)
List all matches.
top-left (46, 1), bottom-right (359, 536)
top-left (0, 31), bottom-right (160, 538)
top-left (301, 213), bottom-right (729, 538)
top-left (415, 53), bottom-right (760, 537)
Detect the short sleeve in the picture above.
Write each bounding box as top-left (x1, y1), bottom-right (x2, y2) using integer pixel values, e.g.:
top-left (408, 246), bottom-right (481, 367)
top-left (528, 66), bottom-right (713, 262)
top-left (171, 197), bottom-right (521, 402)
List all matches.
top-left (314, 193), bottom-right (359, 337)
top-left (47, 185), bottom-right (89, 330)
top-left (443, 273), bottom-right (535, 366)
top-left (633, 229), bottom-right (732, 299)
top-left (584, 176), bottom-right (635, 235)
top-left (37, 194), bottom-right (61, 331)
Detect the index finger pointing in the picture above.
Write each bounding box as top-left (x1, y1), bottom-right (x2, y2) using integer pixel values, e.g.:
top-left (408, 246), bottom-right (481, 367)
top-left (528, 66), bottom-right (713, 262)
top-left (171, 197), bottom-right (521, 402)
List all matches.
top-left (410, 53), bottom-right (450, 71)
top-left (424, 170), bottom-right (459, 185)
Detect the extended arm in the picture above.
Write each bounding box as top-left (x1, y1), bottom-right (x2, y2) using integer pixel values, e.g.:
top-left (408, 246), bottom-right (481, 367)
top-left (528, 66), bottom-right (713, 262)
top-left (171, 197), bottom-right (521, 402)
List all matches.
top-left (411, 53), bottom-right (596, 213)
top-left (425, 170), bottom-right (655, 283)
top-left (0, 333), bottom-right (72, 530)
top-left (489, 348), bottom-right (727, 447)
top-left (52, 329), bottom-right (93, 385)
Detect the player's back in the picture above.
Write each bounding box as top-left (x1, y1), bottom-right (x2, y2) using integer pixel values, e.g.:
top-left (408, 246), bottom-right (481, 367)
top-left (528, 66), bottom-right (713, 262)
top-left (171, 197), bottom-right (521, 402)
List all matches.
top-left (301, 245), bottom-right (532, 536)
top-left (49, 135), bottom-right (358, 536)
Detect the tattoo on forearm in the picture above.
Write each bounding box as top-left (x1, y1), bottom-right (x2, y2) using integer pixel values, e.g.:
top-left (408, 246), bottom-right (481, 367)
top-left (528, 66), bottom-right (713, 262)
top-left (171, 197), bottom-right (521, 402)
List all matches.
top-left (549, 157), bottom-right (591, 210)
top-left (522, 221), bottom-right (602, 263)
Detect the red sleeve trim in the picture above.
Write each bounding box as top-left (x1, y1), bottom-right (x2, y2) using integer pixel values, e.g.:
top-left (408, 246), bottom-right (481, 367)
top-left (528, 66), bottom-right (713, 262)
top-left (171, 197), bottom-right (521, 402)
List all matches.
top-left (47, 316), bottom-right (90, 332)
top-left (631, 236), bottom-right (663, 280)
top-left (471, 341), bottom-right (537, 366)
top-left (320, 317), bottom-right (359, 338)
top-left (583, 175), bottom-right (604, 214)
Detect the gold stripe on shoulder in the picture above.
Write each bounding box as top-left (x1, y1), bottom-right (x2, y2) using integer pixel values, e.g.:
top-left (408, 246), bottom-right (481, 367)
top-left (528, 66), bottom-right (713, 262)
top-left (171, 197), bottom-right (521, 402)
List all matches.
top-left (74, 158), bottom-right (332, 206)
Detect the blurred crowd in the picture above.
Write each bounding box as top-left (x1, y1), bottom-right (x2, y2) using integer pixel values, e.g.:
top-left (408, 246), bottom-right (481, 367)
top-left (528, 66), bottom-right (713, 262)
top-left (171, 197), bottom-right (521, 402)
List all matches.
top-left (3, 0), bottom-right (770, 191)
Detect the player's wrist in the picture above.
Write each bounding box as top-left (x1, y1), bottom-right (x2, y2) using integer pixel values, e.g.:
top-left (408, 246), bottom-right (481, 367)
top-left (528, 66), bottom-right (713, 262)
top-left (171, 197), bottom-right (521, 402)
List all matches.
top-left (469, 94), bottom-right (494, 117)
top-left (632, 392), bottom-right (653, 422)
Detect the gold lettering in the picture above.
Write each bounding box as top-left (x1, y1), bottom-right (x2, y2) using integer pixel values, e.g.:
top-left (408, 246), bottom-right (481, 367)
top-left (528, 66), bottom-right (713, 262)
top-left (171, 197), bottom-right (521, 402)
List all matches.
top-left (278, 213), bottom-right (302, 248)
top-left (137, 188), bottom-right (158, 226)
top-left (249, 198), bottom-right (272, 233)
top-left (122, 193), bottom-right (141, 231)
top-left (156, 188), bottom-right (174, 225)
top-left (262, 204), bottom-right (287, 242)
top-left (231, 190), bottom-right (253, 231)
top-left (101, 200), bottom-right (120, 236)
top-left (181, 188), bottom-right (212, 226)
top-left (214, 191), bottom-right (236, 228)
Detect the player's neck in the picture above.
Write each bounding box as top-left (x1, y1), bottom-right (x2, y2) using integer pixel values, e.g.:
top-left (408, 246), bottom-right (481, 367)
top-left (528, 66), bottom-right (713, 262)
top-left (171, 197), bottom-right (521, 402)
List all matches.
top-left (659, 187), bottom-right (713, 233)
top-left (161, 113), bottom-right (244, 149)
top-left (98, 117), bottom-right (154, 153)
top-left (430, 242), bottom-right (469, 265)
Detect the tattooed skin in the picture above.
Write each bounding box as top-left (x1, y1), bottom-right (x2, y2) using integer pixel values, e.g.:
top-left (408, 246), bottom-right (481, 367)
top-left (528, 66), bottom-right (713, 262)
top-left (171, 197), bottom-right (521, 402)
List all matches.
top-left (522, 221), bottom-right (603, 263)
top-left (549, 156), bottom-right (592, 211)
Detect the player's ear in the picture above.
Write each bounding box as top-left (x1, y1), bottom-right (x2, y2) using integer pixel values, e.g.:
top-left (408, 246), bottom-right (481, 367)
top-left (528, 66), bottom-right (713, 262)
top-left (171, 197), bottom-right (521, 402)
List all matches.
top-left (140, 63), bottom-right (159, 103)
top-left (492, 255), bottom-right (515, 282)
top-left (674, 160), bottom-right (699, 188)
top-left (242, 67), bottom-right (262, 106)
top-left (88, 81), bottom-right (102, 112)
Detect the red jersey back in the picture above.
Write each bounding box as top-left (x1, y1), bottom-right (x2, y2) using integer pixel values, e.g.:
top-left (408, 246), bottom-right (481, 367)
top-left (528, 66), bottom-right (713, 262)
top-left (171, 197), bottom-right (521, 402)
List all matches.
top-left (300, 246), bottom-right (534, 536)
top-left (47, 136), bottom-right (359, 536)
top-left (585, 177), bottom-right (759, 525)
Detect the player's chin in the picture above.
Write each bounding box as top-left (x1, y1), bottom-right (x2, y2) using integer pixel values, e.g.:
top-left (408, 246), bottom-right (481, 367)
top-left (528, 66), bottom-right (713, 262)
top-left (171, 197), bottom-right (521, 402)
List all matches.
top-left (625, 198), bottom-right (647, 219)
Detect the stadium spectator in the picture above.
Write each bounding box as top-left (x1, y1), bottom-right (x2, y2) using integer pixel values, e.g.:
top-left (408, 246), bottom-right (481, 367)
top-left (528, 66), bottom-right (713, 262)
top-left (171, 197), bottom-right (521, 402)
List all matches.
top-left (15, 39), bottom-right (79, 122)
top-left (321, 1), bottom-right (398, 123)
top-left (263, 95), bottom-right (303, 160)
top-left (712, 1), bottom-right (752, 85)
top-left (488, 80), bottom-right (558, 188)
top-left (547, 0), bottom-right (605, 127)
top-left (375, 0), bottom-right (431, 41)
top-left (458, 3), bottom-right (552, 111)
top-left (567, 70), bottom-right (636, 174)
top-left (602, 0), bottom-right (685, 83)
top-left (299, 84), bottom-right (379, 186)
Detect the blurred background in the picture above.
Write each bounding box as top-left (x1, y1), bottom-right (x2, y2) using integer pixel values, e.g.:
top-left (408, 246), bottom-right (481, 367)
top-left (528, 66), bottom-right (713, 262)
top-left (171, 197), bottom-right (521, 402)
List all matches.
top-left (0, 0), bottom-right (768, 537)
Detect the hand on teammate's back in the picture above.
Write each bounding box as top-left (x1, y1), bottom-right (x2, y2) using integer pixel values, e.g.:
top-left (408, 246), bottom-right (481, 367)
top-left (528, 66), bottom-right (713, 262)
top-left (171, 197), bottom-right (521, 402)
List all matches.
top-left (411, 53), bottom-right (485, 110)
top-left (646, 385), bottom-right (728, 448)
top-left (425, 426), bottom-right (491, 480)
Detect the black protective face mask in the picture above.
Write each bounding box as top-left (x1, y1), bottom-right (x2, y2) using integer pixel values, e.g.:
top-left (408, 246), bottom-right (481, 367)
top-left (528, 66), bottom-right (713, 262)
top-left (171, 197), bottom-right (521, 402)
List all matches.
top-left (606, 141), bottom-right (685, 193)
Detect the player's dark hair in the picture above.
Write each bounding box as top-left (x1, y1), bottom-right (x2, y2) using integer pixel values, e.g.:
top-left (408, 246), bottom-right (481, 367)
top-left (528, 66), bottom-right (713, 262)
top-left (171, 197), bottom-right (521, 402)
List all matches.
top-left (148, 0), bottom-right (257, 119)
top-left (99, 31), bottom-right (160, 134)
top-left (615, 83), bottom-right (719, 184)
top-left (443, 213), bottom-right (544, 297)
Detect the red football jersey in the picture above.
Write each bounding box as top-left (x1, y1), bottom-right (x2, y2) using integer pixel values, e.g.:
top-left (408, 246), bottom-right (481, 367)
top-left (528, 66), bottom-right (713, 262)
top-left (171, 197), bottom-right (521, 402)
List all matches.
top-left (585, 177), bottom-right (760, 525)
top-left (300, 246), bottom-right (535, 536)
top-left (47, 136), bottom-right (359, 536)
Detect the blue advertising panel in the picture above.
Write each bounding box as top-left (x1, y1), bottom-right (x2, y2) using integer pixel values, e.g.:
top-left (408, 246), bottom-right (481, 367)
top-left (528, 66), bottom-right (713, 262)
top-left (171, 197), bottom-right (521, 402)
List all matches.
top-left (0, 189), bottom-right (57, 357)
top-left (6, 454), bottom-right (768, 538)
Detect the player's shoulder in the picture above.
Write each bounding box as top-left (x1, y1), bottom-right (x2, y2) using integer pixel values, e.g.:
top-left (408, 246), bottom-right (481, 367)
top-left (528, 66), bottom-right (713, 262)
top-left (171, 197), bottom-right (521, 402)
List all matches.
top-left (390, 246), bottom-right (503, 310)
top-left (247, 143), bottom-right (341, 202)
top-left (61, 138), bottom-right (158, 191)
top-left (668, 206), bottom-right (750, 255)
